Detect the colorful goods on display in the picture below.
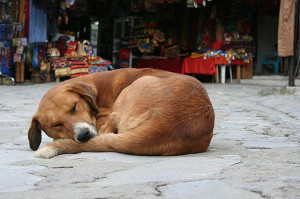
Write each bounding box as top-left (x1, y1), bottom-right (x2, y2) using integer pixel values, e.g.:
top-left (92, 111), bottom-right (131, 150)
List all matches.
top-left (191, 49), bottom-right (250, 64)
top-left (0, 21), bottom-right (26, 77)
top-left (188, 32), bottom-right (254, 64)
top-left (128, 21), bottom-right (165, 54)
top-left (70, 64), bottom-right (88, 78)
top-left (52, 49), bottom-right (112, 80)
top-left (41, 37), bottom-right (112, 80)
top-left (88, 65), bottom-right (108, 74)
top-left (60, 0), bottom-right (75, 10)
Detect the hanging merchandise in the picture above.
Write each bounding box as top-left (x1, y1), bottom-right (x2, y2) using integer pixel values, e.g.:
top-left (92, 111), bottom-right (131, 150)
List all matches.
top-left (0, 1), bottom-right (13, 22)
top-left (0, 40), bottom-right (12, 76)
top-left (25, 45), bottom-right (33, 64)
top-left (144, 0), bottom-right (156, 12)
top-left (32, 44), bottom-right (39, 68)
top-left (39, 43), bottom-right (50, 80)
top-left (187, 0), bottom-right (212, 8)
top-left (61, 0), bottom-right (75, 10)
top-left (16, 46), bottom-right (24, 54)
top-left (130, 0), bottom-right (143, 12)
top-left (48, 15), bottom-right (57, 38)
top-left (152, 0), bottom-right (165, 3)
top-left (278, 0), bottom-right (295, 57)
top-left (64, 11), bottom-right (69, 25)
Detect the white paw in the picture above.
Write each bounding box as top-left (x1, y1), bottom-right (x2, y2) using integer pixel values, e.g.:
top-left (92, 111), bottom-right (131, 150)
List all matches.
top-left (34, 147), bottom-right (58, 159)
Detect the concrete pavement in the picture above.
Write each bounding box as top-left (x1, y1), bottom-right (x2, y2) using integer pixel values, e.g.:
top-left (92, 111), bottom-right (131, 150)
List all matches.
top-left (0, 82), bottom-right (299, 199)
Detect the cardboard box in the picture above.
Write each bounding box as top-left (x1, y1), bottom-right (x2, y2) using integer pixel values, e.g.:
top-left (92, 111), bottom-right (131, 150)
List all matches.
top-left (241, 54), bottom-right (253, 79)
top-left (31, 73), bottom-right (51, 83)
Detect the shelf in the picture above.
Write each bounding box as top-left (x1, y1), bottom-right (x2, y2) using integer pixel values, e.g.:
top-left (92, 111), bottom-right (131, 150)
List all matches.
top-left (130, 35), bottom-right (149, 39)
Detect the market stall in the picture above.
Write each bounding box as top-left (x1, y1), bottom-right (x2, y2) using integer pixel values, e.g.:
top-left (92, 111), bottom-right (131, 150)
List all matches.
top-left (111, 0), bottom-right (257, 83)
top-left (0, 0), bottom-right (287, 84)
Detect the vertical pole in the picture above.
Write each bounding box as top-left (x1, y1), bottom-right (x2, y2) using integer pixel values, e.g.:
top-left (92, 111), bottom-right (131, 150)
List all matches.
top-left (215, 65), bottom-right (219, 83)
top-left (289, 0), bottom-right (299, 86)
top-left (237, 65), bottom-right (241, 83)
top-left (221, 65), bottom-right (225, 84)
top-left (289, 57), bottom-right (295, 86)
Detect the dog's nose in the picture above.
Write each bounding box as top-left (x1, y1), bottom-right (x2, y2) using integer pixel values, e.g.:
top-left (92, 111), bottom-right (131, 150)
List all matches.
top-left (77, 128), bottom-right (91, 142)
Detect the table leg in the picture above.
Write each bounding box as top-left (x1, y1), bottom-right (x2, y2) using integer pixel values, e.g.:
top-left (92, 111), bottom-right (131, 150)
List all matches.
top-left (237, 65), bottom-right (241, 83)
top-left (215, 65), bottom-right (219, 83)
top-left (221, 65), bottom-right (226, 84)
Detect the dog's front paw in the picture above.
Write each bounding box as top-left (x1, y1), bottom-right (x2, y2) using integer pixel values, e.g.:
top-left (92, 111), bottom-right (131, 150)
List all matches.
top-left (34, 147), bottom-right (58, 159)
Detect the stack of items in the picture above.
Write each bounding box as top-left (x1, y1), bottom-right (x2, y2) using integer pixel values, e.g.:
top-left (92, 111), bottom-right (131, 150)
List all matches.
top-left (69, 60), bottom-right (88, 78)
top-left (53, 56), bottom-right (112, 80)
top-left (224, 32), bottom-right (255, 54)
top-left (225, 49), bottom-right (250, 64)
top-left (53, 57), bottom-right (70, 78)
top-left (52, 38), bottom-right (112, 81)
top-left (88, 57), bottom-right (112, 74)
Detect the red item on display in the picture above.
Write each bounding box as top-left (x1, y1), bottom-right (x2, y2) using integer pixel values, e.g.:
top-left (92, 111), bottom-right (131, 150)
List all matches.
top-left (182, 55), bottom-right (247, 75)
top-left (212, 40), bottom-right (223, 50)
top-left (136, 57), bottom-right (182, 74)
top-left (182, 56), bottom-right (216, 75)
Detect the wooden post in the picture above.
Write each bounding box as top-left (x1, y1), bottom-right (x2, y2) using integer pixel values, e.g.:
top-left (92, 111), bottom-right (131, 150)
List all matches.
top-left (15, 63), bottom-right (20, 82)
top-left (19, 0), bottom-right (25, 23)
top-left (215, 65), bottom-right (219, 83)
top-left (289, 56), bottom-right (295, 86)
top-left (289, 0), bottom-right (298, 86)
top-left (15, 0), bottom-right (25, 82)
top-left (237, 65), bottom-right (241, 83)
top-left (15, 62), bottom-right (25, 82)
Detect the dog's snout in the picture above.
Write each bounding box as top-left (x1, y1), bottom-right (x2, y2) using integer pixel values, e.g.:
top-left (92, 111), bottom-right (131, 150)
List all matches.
top-left (77, 128), bottom-right (91, 142)
top-left (74, 122), bottom-right (97, 142)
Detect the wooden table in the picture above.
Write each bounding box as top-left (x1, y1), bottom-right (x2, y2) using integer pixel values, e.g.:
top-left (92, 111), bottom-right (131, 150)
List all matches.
top-left (182, 55), bottom-right (246, 84)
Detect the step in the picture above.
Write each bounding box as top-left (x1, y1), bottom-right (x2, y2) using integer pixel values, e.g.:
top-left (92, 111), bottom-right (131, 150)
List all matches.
top-left (241, 76), bottom-right (300, 87)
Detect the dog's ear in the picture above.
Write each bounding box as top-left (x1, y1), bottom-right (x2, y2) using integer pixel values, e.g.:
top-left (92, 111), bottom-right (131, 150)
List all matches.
top-left (68, 81), bottom-right (99, 113)
top-left (28, 116), bottom-right (42, 151)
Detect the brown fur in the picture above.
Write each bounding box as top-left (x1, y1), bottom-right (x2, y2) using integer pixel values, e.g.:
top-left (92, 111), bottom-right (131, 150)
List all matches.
top-left (28, 68), bottom-right (214, 158)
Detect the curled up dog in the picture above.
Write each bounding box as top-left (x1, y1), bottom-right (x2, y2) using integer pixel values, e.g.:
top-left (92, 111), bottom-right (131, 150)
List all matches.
top-left (28, 68), bottom-right (215, 158)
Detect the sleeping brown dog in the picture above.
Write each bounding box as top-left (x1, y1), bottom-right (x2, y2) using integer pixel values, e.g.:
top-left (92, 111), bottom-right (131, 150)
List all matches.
top-left (28, 68), bottom-right (214, 158)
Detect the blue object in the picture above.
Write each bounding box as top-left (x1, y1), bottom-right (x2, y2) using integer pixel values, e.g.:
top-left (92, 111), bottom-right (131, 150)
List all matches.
top-left (262, 52), bottom-right (282, 73)
top-left (28, 0), bottom-right (47, 43)
top-left (1, 64), bottom-right (12, 77)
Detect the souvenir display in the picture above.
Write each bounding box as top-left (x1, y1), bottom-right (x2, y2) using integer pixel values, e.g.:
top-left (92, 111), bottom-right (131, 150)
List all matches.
top-left (1, 0), bottom-right (281, 84)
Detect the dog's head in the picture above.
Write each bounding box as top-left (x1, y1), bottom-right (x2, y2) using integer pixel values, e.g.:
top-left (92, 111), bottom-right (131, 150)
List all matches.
top-left (28, 81), bottom-right (99, 151)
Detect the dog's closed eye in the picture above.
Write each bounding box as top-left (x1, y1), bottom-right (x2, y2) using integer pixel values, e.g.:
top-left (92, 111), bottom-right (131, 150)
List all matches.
top-left (52, 123), bottom-right (63, 128)
top-left (71, 103), bottom-right (77, 113)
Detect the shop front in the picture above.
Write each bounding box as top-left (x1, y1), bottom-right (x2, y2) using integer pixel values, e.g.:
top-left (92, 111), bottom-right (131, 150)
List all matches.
top-left (0, 0), bottom-right (298, 84)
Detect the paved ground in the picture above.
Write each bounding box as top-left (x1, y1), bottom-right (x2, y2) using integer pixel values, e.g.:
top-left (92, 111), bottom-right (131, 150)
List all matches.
top-left (0, 81), bottom-right (299, 199)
